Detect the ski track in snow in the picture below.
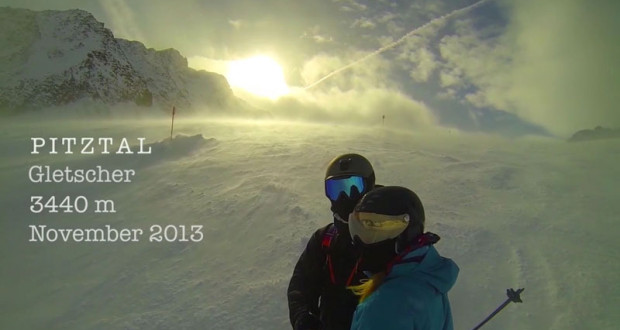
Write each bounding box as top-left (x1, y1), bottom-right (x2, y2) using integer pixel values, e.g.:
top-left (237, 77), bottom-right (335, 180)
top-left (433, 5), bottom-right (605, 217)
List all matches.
top-left (1, 117), bottom-right (619, 329)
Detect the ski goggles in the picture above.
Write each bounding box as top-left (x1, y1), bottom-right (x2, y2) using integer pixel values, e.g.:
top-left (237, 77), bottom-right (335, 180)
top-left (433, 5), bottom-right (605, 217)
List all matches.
top-left (348, 211), bottom-right (409, 245)
top-left (325, 175), bottom-right (366, 201)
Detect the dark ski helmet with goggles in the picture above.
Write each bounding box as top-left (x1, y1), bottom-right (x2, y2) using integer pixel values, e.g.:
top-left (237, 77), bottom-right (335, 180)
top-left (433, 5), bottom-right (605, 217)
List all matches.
top-left (348, 186), bottom-right (426, 273)
top-left (324, 153), bottom-right (375, 233)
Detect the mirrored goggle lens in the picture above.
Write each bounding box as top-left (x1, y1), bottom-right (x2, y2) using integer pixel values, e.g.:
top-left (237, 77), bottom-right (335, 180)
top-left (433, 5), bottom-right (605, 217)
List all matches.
top-left (325, 176), bottom-right (365, 201)
top-left (348, 212), bottom-right (409, 244)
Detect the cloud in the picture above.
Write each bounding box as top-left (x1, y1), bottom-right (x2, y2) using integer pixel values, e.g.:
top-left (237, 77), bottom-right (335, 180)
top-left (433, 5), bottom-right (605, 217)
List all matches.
top-left (351, 17), bottom-right (377, 29)
top-left (377, 12), bottom-right (397, 24)
top-left (258, 87), bottom-right (438, 131)
top-left (438, 24), bottom-right (513, 109)
top-left (392, 23), bottom-right (443, 83)
top-left (301, 33), bottom-right (334, 44)
top-left (300, 51), bottom-right (394, 90)
top-left (409, 0), bottom-right (446, 18)
top-left (439, 68), bottom-right (464, 88)
top-left (232, 50), bottom-right (439, 130)
top-left (437, 88), bottom-right (458, 100)
top-left (301, 25), bottom-right (335, 44)
top-left (97, 0), bottom-right (146, 42)
top-left (407, 47), bottom-right (439, 82)
top-left (301, 0), bottom-right (482, 92)
top-left (228, 19), bottom-right (242, 30)
top-left (336, 0), bottom-right (368, 12)
top-left (312, 35), bottom-right (335, 44)
top-left (385, 20), bottom-right (406, 36)
top-left (437, 0), bottom-right (620, 136)
top-left (506, 0), bottom-right (620, 135)
top-left (187, 56), bottom-right (230, 76)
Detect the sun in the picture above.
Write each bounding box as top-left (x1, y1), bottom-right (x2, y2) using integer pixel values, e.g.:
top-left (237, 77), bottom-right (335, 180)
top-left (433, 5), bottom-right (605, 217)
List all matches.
top-left (226, 56), bottom-right (290, 100)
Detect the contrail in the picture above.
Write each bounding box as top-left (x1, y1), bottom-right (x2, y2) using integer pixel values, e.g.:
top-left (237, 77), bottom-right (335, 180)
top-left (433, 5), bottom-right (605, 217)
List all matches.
top-left (303, 0), bottom-right (490, 90)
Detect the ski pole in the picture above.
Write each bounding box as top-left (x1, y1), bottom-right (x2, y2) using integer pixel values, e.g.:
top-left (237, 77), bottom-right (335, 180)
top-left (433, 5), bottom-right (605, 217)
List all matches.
top-left (472, 288), bottom-right (524, 330)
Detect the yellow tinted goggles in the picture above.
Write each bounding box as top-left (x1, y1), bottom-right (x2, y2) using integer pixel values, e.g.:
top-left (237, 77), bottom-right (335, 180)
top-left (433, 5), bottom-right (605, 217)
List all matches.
top-left (348, 211), bottom-right (409, 244)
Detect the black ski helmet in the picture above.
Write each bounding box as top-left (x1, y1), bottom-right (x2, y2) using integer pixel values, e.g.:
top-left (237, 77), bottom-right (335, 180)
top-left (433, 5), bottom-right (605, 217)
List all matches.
top-left (324, 153), bottom-right (375, 188)
top-left (324, 153), bottom-right (375, 230)
top-left (350, 186), bottom-right (425, 252)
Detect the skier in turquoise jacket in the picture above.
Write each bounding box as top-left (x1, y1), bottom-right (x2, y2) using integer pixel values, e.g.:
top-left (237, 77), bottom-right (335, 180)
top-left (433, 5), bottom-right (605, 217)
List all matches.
top-left (348, 186), bottom-right (459, 330)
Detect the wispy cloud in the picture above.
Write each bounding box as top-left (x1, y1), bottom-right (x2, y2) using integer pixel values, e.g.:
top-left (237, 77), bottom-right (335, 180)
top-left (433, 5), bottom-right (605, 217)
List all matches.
top-left (301, 25), bottom-right (335, 44)
top-left (439, 68), bottom-right (464, 88)
top-left (351, 17), bottom-right (377, 29)
top-left (187, 56), bottom-right (229, 75)
top-left (228, 19), bottom-right (242, 30)
top-left (237, 49), bottom-right (438, 130)
top-left (303, 0), bottom-right (488, 90)
top-left (257, 87), bottom-right (438, 130)
top-left (396, 34), bottom-right (440, 83)
top-left (97, 0), bottom-right (146, 42)
top-left (335, 0), bottom-right (368, 12)
top-left (436, 0), bottom-right (620, 135)
top-left (300, 51), bottom-right (393, 90)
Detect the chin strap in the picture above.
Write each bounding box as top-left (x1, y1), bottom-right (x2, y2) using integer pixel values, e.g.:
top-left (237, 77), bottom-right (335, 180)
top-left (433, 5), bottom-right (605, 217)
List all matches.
top-left (333, 212), bottom-right (347, 224)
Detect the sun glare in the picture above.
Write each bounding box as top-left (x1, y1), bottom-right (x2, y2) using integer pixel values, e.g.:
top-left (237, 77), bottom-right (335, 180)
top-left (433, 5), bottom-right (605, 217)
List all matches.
top-left (226, 56), bottom-right (290, 100)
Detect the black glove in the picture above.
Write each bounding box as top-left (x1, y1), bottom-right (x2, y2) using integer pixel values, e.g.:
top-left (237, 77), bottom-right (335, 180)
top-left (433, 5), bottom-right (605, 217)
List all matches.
top-left (294, 313), bottom-right (321, 330)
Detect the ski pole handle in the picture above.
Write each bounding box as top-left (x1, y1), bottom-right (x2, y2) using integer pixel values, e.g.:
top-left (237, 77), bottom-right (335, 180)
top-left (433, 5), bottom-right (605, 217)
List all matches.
top-left (472, 288), bottom-right (524, 330)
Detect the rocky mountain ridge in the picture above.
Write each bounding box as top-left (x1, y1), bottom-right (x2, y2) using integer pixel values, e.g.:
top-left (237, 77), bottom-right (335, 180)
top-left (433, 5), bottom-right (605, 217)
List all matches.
top-left (0, 7), bottom-right (238, 114)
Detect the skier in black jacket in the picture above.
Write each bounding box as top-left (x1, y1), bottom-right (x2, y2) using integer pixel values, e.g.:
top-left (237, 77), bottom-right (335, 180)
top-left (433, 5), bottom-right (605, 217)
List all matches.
top-left (288, 153), bottom-right (376, 330)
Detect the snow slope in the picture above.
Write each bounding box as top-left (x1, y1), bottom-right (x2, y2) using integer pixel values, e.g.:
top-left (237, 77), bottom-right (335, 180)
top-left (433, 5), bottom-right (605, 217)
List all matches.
top-left (0, 115), bottom-right (618, 329)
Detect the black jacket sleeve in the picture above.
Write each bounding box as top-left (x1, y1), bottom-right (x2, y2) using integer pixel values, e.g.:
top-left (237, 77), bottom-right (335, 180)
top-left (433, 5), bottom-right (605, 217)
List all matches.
top-left (287, 226), bottom-right (328, 329)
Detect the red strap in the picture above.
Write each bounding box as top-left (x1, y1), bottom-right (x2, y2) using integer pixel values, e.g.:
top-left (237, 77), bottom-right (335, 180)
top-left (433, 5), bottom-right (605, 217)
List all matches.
top-left (323, 226), bottom-right (338, 284)
top-left (386, 245), bottom-right (413, 275)
top-left (386, 233), bottom-right (438, 275)
top-left (321, 226), bottom-right (337, 248)
top-left (346, 258), bottom-right (362, 286)
top-left (326, 255), bottom-right (336, 284)
top-left (323, 226), bottom-right (362, 286)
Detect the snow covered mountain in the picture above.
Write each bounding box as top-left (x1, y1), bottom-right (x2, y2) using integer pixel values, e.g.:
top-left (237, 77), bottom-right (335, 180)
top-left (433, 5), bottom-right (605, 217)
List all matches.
top-left (0, 7), bottom-right (237, 114)
top-left (568, 126), bottom-right (620, 142)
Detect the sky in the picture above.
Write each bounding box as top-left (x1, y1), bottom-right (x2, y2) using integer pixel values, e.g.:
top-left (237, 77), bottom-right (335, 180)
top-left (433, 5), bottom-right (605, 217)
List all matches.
top-left (1, 0), bottom-right (619, 137)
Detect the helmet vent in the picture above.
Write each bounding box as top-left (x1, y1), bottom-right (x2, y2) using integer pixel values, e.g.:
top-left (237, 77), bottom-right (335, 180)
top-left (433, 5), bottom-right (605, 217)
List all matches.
top-left (339, 158), bottom-right (351, 171)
